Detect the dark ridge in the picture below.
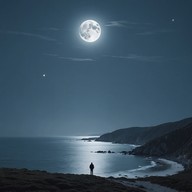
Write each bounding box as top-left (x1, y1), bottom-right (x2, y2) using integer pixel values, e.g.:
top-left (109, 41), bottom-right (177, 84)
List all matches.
top-left (131, 122), bottom-right (192, 168)
top-left (96, 117), bottom-right (192, 145)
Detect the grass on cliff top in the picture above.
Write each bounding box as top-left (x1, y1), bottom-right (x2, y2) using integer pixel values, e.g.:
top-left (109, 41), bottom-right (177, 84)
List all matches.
top-left (0, 168), bottom-right (144, 192)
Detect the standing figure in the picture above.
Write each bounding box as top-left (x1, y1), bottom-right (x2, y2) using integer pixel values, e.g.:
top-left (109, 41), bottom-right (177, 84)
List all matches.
top-left (89, 162), bottom-right (94, 175)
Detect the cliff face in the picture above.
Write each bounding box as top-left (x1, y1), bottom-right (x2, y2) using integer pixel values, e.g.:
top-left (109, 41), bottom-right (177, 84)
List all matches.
top-left (96, 117), bottom-right (192, 145)
top-left (96, 127), bottom-right (150, 144)
top-left (131, 123), bottom-right (192, 168)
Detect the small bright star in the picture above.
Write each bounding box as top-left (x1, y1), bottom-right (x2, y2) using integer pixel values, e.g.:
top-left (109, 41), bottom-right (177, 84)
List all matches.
top-left (171, 18), bottom-right (175, 22)
top-left (43, 74), bottom-right (46, 77)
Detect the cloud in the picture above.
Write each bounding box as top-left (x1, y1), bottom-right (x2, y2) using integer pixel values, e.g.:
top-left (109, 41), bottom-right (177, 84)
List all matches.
top-left (0, 30), bottom-right (57, 42)
top-left (59, 57), bottom-right (95, 62)
top-left (104, 54), bottom-right (164, 63)
top-left (44, 53), bottom-right (95, 62)
top-left (105, 21), bottom-right (129, 28)
top-left (105, 20), bottom-right (172, 37)
top-left (105, 20), bottom-right (151, 28)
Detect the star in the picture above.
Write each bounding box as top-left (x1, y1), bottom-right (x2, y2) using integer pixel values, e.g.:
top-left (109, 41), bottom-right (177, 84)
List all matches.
top-left (43, 74), bottom-right (46, 77)
top-left (171, 18), bottom-right (175, 22)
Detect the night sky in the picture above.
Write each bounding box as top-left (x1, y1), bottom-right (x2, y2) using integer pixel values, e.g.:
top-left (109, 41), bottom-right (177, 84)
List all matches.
top-left (0, 0), bottom-right (192, 136)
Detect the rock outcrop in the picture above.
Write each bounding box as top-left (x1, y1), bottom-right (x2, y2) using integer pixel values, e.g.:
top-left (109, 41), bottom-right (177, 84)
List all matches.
top-left (131, 122), bottom-right (192, 168)
top-left (0, 168), bottom-right (144, 192)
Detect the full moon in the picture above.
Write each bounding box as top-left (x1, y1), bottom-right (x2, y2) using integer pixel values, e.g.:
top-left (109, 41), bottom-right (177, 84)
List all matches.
top-left (79, 20), bottom-right (101, 43)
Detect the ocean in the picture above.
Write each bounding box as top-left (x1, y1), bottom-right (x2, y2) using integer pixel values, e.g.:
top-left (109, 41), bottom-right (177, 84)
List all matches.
top-left (0, 136), bottom-right (154, 177)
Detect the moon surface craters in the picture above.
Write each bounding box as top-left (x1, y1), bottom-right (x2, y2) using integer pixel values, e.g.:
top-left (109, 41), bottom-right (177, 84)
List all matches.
top-left (79, 20), bottom-right (101, 43)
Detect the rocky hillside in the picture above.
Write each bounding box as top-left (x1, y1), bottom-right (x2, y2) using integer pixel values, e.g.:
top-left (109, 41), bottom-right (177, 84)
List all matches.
top-left (0, 168), bottom-right (144, 192)
top-left (131, 122), bottom-right (192, 168)
top-left (141, 168), bottom-right (192, 192)
top-left (96, 117), bottom-right (192, 145)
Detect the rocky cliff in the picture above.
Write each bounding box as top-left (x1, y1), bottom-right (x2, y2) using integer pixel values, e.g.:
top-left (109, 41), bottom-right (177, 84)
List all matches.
top-left (96, 117), bottom-right (192, 145)
top-left (131, 122), bottom-right (192, 168)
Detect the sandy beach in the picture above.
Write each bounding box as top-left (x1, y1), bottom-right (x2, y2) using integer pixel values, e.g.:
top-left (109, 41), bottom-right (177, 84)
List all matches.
top-left (100, 158), bottom-right (184, 179)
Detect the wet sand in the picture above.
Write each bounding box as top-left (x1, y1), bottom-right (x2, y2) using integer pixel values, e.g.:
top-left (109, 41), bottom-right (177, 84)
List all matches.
top-left (104, 158), bottom-right (184, 179)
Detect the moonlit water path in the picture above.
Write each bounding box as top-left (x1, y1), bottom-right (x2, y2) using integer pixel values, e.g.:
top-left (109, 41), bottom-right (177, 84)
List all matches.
top-left (0, 137), bottom-right (152, 175)
top-left (0, 137), bottom-right (183, 178)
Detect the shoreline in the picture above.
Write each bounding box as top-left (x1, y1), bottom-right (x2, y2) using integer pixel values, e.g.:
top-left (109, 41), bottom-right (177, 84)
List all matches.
top-left (88, 140), bottom-right (185, 179)
top-left (99, 158), bottom-right (184, 179)
top-left (0, 166), bottom-right (190, 192)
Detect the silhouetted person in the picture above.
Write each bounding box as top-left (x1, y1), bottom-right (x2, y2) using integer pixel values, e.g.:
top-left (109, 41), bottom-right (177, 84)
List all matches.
top-left (89, 162), bottom-right (94, 175)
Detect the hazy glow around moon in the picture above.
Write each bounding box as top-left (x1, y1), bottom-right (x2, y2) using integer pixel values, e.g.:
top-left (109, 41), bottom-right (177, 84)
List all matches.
top-left (79, 20), bottom-right (101, 43)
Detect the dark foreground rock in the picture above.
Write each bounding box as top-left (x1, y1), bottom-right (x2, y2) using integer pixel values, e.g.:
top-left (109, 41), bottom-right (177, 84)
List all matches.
top-left (0, 168), bottom-right (144, 192)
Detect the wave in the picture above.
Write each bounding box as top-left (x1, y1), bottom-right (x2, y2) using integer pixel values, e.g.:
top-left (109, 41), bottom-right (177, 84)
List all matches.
top-left (99, 159), bottom-right (184, 178)
top-left (128, 161), bottom-right (157, 172)
top-left (98, 160), bottom-right (156, 178)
